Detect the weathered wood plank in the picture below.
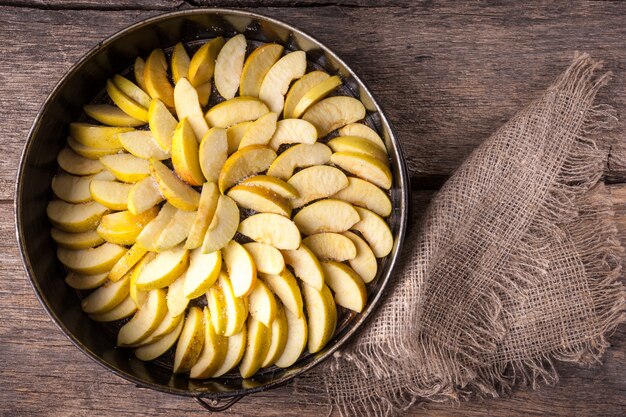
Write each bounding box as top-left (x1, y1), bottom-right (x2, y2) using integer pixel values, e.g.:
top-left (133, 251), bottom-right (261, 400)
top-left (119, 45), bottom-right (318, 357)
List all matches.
top-left (0, 0), bottom-right (185, 10)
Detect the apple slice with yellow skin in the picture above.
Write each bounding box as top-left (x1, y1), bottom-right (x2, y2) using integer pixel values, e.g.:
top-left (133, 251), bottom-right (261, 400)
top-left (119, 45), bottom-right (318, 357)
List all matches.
top-left (331, 151), bottom-right (392, 190)
top-left (118, 288), bottom-right (168, 347)
top-left (303, 283), bottom-right (337, 354)
top-left (113, 74), bottom-right (151, 108)
top-left (109, 242), bottom-right (148, 282)
top-left (302, 232), bottom-right (357, 262)
top-left (196, 81), bottom-right (212, 107)
top-left (51, 228), bottom-right (104, 250)
top-left (183, 248), bottom-right (221, 299)
top-left (293, 199), bottom-right (360, 235)
top-left (214, 34), bottom-right (247, 100)
top-left (239, 317), bottom-right (271, 378)
top-left (47, 200), bottom-right (108, 233)
top-left (97, 207), bottom-right (158, 246)
top-left (287, 165), bottom-right (348, 208)
top-left (240, 43), bottom-right (284, 97)
top-left (186, 182), bottom-right (220, 249)
top-left (274, 306), bottom-right (307, 368)
top-left (239, 213), bottom-right (301, 250)
top-left (52, 173), bottom-right (93, 204)
top-left (248, 279), bottom-right (277, 327)
top-left (226, 121), bottom-right (253, 154)
top-left (210, 325), bottom-right (247, 377)
top-left (261, 301), bottom-right (288, 368)
top-left (199, 127), bottom-right (228, 183)
top-left (219, 272), bottom-right (248, 336)
top-left (281, 244), bottom-right (324, 291)
top-left (205, 96), bottom-right (270, 128)
top-left (136, 203), bottom-right (176, 250)
top-left (292, 75), bottom-right (342, 119)
top-left (238, 112), bottom-right (278, 149)
top-left (243, 242), bottom-right (285, 275)
top-left (167, 273), bottom-right (190, 317)
top-left (90, 296), bottom-right (137, 322)
top-left (154, 208), bottom-right (196, 251)
top-left (106, 79), bottom-right (149, 122)
top-left (128, 176), bottom-right (164, 215)
top-left (338, 122), bottom-right (386, 151)
top-left (135, 244), bottom-right (189, 291)
top-left (65, 271), bottom-right (108, 290)
top-left (240, 175), bottom-right (298, 200)
top-left (89, 180), bottom-right (133, 210)
top-left (69, 123), bottom-right (132, 149)
top-left (302, 96), bottom-right (366, 138)
top-left (259, 51), bottom-right (307, 113)
top-left (150, 159), bottom-right (200, 210)
top-left (266, 143), bottom-right (331, 180)
top-left (135, 316), bottom-right (184, 361)
top-left (227, 185), bottom-right (291, 217)
top-left (190, 307), bottom-right (228, 378)
top-left (129, 252), bottom-right (156, 307)
top-left (206, 281), bottom-right (228, 335)
top-left (188, 36), bottom-right (225, 87)
top-left (320, 261), bottom-right (367, 313)
top-left (174, 78), bottom-right (209, 141)
top-left (171, 42), bottom-right (190, 84)
top-left (351, 207), bottom-right (393, 258)
top-left (268, 119), bottom-right (317, 151)
top-left (118, 131), bottom-right (170, 160)
top-left (84, 104), bottom-right (145, 127)
top-left (283, 70), bottom-right (329, 119)
top-left (134, 57), bottom-right (147, 91)
top-left (149, 98), bottom-right (178, 152)
top-left (223, 240), bottom-right (257, 298)
top-left (332, 177), bottom-right (392, 217)
top-left (144, 49), bottom-right (175, 108)
top-left (202, 195), bottom-right (240, 253)
top-left (67, 136), bottom-right (121, 159)
top-left (218, 145), bottom-right (276, 193)
top-left (328, 136), bottom-right (388, 164)
top-left (80, 271), bottom-right (130, 314)
top-left (100, 154), bottom-right (150, 183)
top-left (260, 269), bottom-right (303, 317)
top-left (57, 148), bottom-right (104, 176)
top-left (171, 118), bottom-right (205, 186)
top-left (342, 231), bottom-right (377, 283)
top-left (135, 309), bottom-right (184, 346)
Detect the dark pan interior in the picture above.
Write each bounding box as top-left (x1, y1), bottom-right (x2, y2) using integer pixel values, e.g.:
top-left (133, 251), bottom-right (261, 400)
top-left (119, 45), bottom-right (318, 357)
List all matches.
top-left (15, 9), bottom-right (409, 399)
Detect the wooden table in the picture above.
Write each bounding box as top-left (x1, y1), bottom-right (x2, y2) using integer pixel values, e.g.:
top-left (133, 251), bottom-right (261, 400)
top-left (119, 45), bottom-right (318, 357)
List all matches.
top-left (1, 1), bottom-right (625, 416)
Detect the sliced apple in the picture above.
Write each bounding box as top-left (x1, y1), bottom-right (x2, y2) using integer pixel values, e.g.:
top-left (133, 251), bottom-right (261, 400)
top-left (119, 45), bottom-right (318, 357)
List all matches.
top-left (227, 185), bottom-right (291, 217)
top-left (67, 136), bottom-right (121, 159)
top-left (97, 208), bottom-right (158, 246)
top-left (214, 34), bottom-right (247, 100)
top-left (205, 96), bottom-right (269, 128)
top-left (69, 123), bottom-right (132, 149)
top-left (129, 252), bottom-right (156, 307)
top-left (287, 165), bottom-right (348, 208)
top-left (239, 317), bottom-right (271, 379)
top-left (259, 51), bottom-right (307, 113)
top-left (154, 208), bottom-right (196, 251)
top-left (196, 81), bottom-right (212, 107)
top-left (174, 77), bottom-right (209, 141)
top-left (106, 79), bottom-right (148, 122)
top-left (219, 147), bottom-right (278, 194)
top-left (135, 245), bottom-right (189, 291)
top-left (186, 182), bottom-right (220, 249)
top-left (128, 176), bottom-right (164, 215)
top-left (47, 200), bottom-right (108, 233)
top-left (222, 240), bottom-right (257, 298)
top-left (52, 173), bottom-right (93, 204)
top-left (219, 272), bottom-right (248, 336)
top-left (321, 261), bottom-right (367, 313)
top-left (113, 74), bottom-right (151, 108)
top-left (283, 70), bottom-right (330, 119)
top-left (248, 279), bottom-right (277, 327)
top-left (274, 307), bottom-right (307, 368)
top-left (281, 244), bottom-right (324, 291)
top-left (266, 143), bottom-right (331, 180)
top-left (89, 180), bottom-right (132, 210)
top-left (144, 49), bottom-right (175, 108)
top-left (80, 272), bottom-right (130, 314)
top-left (328, 136), bottom-right (388, 164)
top-left (51, 228), bottom-right (104, 250)
top-left (118, 130), bottom-right (170, 160)
top-left (240, 43), bottom-right (284, 97)
top-left (302, 232), bottom-right (357, 262)
top-left (171, 42), bottom-right (190, 84)
top-left (238, 112), bottom-right (278, 149)
top-left (342, 231), bottom-right (377, 283)
top-left (351, 206), bottom-right (393, 258)
top-left (238, 213), bottom-right (301, 250)
top-left (135, 316), bottom-right (184, 361)
top-left (292, 75), bottom-right (342, 119)
top-left (109, 242), bottom-right (148, 282)
top-left (167, 273), bottom-right (190, 317)
top-left (302, 96), bottom-right (366, 137)
top-left (137, 309), bottom-right (185, 346)
top-left (57, 148), bottom-right (104, 176)
top-left (261, 302), bottom-right (288, 368)
top-left (226, 121), bottom-right (253, 154)
top-left (84, 104), bottom-right (144, 127)
top-left (338, 122), bottom-right (386, 151)
top-left (184, 248), bottom-right (221, 299)
top-left (260, 269), bottom-right (303, 317)
top-left (100, 153), bottom-right (150, 183)
top-left (198, 127), bottom-right (228, 183)
top-left (188, 36), bottom-right (224, 87)
top-left (150, 159), bottom-right (200, 210)
top-left (190, 307), bottom-right (228, 378)
top-left (117, 288), bottom-right (168, 346)
top-left (240, 175), bottom-right (298, 200)
top-left (173, 307), bottom-right (207, 372)
top-left (243, 242), bottom-right (285, 275)
top-left (90, 296), bottom-right (138, 322)
top-left (293, 199), bottom-right (360, 235)
top-left (331, 151), bottom-right (392, 190)
top-left (206, 280), bottom-right (228, 336)
top-left (202, 194), bottom-right (240, 253)
top-left (134, 56), bottom-right (147, 91)
top-left (210, 325), bottom-right (247, 377)
top-left (302, 283), bottom-right (337, 354)
top-left (171, 118), bottom-right (205, 186)
top-left (136, 202), bottom-right (176, 249)
top-left (332, 177), bottom-right (391, 217)
top-left (148, 98), bottom-right (178, 152)
top-left (268, 119), bottom-right (317, 151)
top-left (65, 271), bottom-right (108, 290)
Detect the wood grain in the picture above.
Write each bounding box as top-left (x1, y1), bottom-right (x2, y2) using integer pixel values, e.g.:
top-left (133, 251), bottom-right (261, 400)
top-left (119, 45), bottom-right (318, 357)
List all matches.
top-left (1, 1), bottom-right (625, 416)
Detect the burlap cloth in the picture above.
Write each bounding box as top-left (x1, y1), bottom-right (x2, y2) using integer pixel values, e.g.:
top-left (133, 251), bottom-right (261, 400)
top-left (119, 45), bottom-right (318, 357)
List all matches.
top-left (296, 53), bottom-right (626, 416)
